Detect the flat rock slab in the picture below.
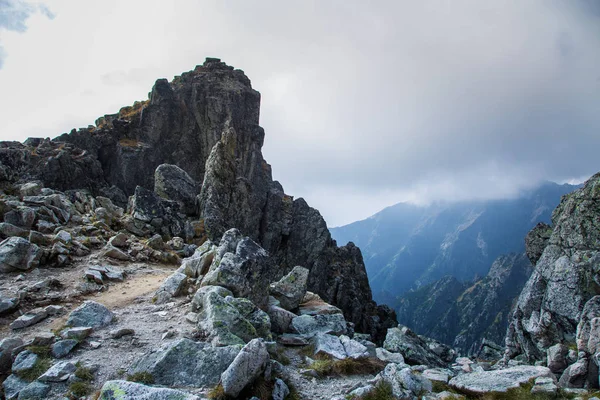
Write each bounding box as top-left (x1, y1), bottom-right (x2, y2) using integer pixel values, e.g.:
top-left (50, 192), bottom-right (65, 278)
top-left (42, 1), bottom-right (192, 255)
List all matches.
top-left (449, 365), bottom-right (555, 394)
top-left (99, 380), bottom-right (199, 400)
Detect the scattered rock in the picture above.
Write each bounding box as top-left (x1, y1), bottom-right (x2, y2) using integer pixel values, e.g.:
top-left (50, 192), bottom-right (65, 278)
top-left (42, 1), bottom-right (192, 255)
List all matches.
top-left (17, 381), bottom-right (50, 400)
top-left (267, 305), bottom-right (297, 334)
top-left (269, 265), bottom-right (309, 311)
top-left (448, 365), bottom-right (555, 395)
top-left (66, 300), bottom-right (114, 328)
top-left (2, 374), bottom-right (28, 400)
top-left (383, 325), bottom-right (446, 367)
top-left (547, 343), bottom-right (569, 374)
top-left (0, 337), bottom-right (23, 373)
top-left (51, 339), bottom-right (78, 358)
top-left (0, 296), bottom-right (19, 315)
top-left (291, 314), bottom-right (347, 337)
top-left (129, 338), bottom-right (240, 387)
top-left (530, 376), bottom-right (558, 396)
top-left (376, 347), bottom-right (405, 364)
top-left (272, 378), bottom-right (290, 400)
top-left (98, 380), bottom-right (199, 400)
top-left (110, 328), bottom-right (135, 339)
top-left (0, 237), bottom-right (42, 272)
top-left (61, 326), bottom-right (92, 341)
top-left (221, 338), bottom-right (269, 398)
top-left (312, 333), bottom-right (347, 360)
top-left (38, 360), bottom-right (76, 382)
top-left (380, 362), bottom-right (433, 398)
top-left (11, 351), bottom-right (38, 374)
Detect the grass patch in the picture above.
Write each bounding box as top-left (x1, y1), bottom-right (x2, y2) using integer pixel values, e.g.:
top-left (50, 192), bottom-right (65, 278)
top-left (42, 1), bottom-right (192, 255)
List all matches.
top-left (299, 343), bottom-right (316, 358)
top-left (25, 345), bottom-right (52, 357)
top-left (118, 138), bottom-right (141, 148)
top-left (347, 381), bottom-right (394, 400)
top-left (126, 371), bottom-right (154, 385)
top-left (74, 363), bottom-right (94, 381)
top-left (307, 357), bottom-right (386, 377)
top-left (15, 356), bottom-right (51, 381)
top-left (207, 383), bottom-right (229, 400)
top-left (268, 345), bottom-right (291, 366)
top-left (69, 381), bottom-right (92, 398)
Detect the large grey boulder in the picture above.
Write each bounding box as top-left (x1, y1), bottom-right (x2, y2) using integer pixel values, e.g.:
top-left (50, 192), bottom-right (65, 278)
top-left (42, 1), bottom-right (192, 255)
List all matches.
top-left (383, 326), bottom-right (446, 367)
top-left (66, 300), bottom-right (114, 328)
top-left (11, 351), bottom-right (38, 374)
top-left (17, 381), bottom-right (50, 400)
top-left (2, 374), bottom-right (28, 400)
top-left (179, 240), bottom-right (215, 278)
top-left (449, 365), bottom-right (555, 395)
top-left (267, 305), bottom-right (297, 334)
top-left (269, 265), bottom-right (309, 311)
top-left (193, 286), bottom-right (270, 346)
top-left (290, 313), bottom-right (347, 337)
top-left (98, 380), bottom-right (199, 400)
top-left (38, 361), bottom-right (76, 382)
top-left (546, 343), bottom-right (569, 374)
top-left (311, 333), bottom-right (347, 360)
top-left (0, 237), bottom-right (42, 272)
top-left (154, 272), bottom-right (188, 304)
top-left (154, 164), bottom-right (199, 216)
top-left (202, 252), bottom-right (251, 298)
top-left (129, 338), bottom-right (240, 387)
top-left (221, 339), bottom-right (269, 398)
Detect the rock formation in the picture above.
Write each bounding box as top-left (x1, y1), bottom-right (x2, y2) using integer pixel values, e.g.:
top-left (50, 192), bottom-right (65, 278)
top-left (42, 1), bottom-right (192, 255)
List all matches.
top-left (0, 58), bottom-right (395, 340)
top-left (505, 172), bottom-right (600, 388)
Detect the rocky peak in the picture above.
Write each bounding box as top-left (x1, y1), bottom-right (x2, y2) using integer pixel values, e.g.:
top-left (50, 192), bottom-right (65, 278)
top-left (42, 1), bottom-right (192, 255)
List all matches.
top-left (0, 58), bottom-right (395, 341)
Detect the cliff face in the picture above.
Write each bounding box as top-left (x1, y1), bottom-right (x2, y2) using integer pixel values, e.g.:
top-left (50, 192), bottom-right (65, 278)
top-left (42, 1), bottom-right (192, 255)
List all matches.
top-left (0, 58), bottom-right (395, 340)
top-left (397, 253), bottom-right (533, 355)
top-left (505, 173), bottom-right (600, 362)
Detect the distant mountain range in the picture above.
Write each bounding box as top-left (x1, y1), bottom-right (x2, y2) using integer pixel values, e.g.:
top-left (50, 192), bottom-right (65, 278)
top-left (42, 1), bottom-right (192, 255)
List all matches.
top-left (330, 181), bottom-right (579, 304)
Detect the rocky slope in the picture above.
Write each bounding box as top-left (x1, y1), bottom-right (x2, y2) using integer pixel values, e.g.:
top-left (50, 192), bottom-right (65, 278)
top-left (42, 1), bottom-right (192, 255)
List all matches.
top-left (396, 253), bottom-right (533, 356)
top-left (505, 172), bottom-right (600, 389)
top-left (330, 182), bottom-right (577, 302)
top-left (0, 58), bottom-right (394, 340)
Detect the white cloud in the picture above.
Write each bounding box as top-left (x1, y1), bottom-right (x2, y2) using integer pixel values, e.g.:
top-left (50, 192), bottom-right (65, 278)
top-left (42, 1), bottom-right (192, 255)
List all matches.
top-left (0, 1), bottom-right (599, 226)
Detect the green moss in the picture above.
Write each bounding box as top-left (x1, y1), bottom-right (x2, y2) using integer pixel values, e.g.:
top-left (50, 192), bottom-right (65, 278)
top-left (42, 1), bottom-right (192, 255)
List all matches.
top-left (69, 381), bottom-right (93, 398)
top-left (126, 371), bottom-right (154, 385)
top-left (15, 356), bottom-right (51, 381)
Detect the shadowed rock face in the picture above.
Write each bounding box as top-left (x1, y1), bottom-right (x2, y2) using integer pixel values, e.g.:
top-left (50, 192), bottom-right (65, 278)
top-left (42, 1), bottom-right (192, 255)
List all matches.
top-left (0, 58), bottom-right (396, 340)
top-left (505, 172), bottom-right (600, 362)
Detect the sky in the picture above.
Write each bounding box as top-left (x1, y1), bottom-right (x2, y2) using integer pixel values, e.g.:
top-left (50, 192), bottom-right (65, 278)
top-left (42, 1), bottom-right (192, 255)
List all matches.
top-left (0, 1), bottom-right (599, 227)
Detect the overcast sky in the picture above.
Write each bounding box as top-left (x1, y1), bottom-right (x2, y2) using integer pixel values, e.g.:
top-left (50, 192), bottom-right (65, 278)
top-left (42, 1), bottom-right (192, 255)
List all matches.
top-left (1, 1), bottom-right (599, 226)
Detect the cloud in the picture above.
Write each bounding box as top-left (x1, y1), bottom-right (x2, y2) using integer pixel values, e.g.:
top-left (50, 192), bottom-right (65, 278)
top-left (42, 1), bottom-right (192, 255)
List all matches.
top-left (0, 0), bottom-right (53, 68)
top-left (0, 1), bottom-right (598, 226)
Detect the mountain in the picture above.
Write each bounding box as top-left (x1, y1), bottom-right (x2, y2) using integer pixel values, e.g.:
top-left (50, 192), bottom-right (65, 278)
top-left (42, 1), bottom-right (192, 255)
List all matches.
top-left (330, 182), bottom-right (579, 303)
top-left (396, 252), bottom-right (533, 355)
top-left (0, 58), bottom-right (395, 340)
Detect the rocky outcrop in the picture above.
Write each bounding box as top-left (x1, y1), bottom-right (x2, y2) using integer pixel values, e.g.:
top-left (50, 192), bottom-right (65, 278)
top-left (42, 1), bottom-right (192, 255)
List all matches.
top-left (504, 172), bottom-right (600, 386)
top-left (0, 58), bottom-right (394, 340)
top-left (397, 253), bottom-right (533, 355)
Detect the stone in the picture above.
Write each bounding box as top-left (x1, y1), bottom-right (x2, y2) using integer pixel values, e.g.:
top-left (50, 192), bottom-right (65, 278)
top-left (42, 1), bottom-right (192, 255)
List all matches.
top-left (290, 314), bottom-right (347, 337)
top-left (525, 222), bottom-right (553, 265)
top-left (448, 365), bottom-right (555, 394)
top-left (61, 326), bottom-right (92, 341)
top-left (0, 237), bottom-right (42, 272)
top-left (101, 244), bottom-right (131, 261)
top-left (383, 325), bottom-right (447, 367)
top-left (19, 182), bottom-right (41, 197)
top-left (10, 307), bottom-right (49, 330)
top-left (0, 337), bottom-right (23, 374)
top-left (154, 164), bottom-right (199, 216)
top-left (108, 232), bottom-right (129, 248)
top-left (38, 360), bottom-right (76, 382)
top-left (559, 358), bottom-right (589, 388)
top-left (547, 343), bottom-right (569, 374)
top-left (179, 241), bottom-right (215, 278)
top-left (272, 378), bottom-right (290, 400)
top-left (98, 380), bottom-right (199, 400)
top-left (376, 347), bottom-right (406, 364)
top-left (267, 305), bottom-right (297, 334)
top-left (54, 230), bottom-right (72, 244)
top-left (51, 339), bottom-right (78, 358)
top-left (11, 351), bottom-right (38, 374)
top-left (380, 362), bottom-right (433, 398)
top-left (530, 376), bottom-right (558, 396)
top-left (66, 300), bottom-right (114, 328)
top-left (221, 339), bottom-right (269, 397)
top-left (110, 328), bottom-right (135, 339)
top-left (269, 266), bottom-right (309, 311)
top-left (298, 291), bottom-right (343, 316)
top-left (17, 381), bottom-right (50, 400)
top-left (0, 296), bottom-right (19, 315)
top-left (193, 286), bottom-right (270, 346)
top-left (201, 252), bottom-right (251, 298)
top-left (146, 234), bottom-right (165, 250)
top-left (340, 335), bottom-right (370, 359)
top-left (27, 231), bottom-right (48, 246)
top-left (311, 333), bottom-right (347, 360)
top-left (85, 268), bottom-right (104, 284)
top-left (154, 272), bottom-right (187, 304)
top-left (0, 223), bottom-right (29, 239)
top-left (2, 374), bottom-right (28, 400)
top-left (129, 338), bottom-right (240, 387)
top-left (423, 368), bottom-right (452, 384)
top-left (277, 334), bottom-right (309, 347)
